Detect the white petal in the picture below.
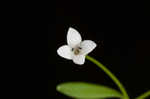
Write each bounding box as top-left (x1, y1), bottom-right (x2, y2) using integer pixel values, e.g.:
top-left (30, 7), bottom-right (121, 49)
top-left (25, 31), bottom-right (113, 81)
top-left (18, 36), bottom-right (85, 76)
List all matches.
top-left (67, 27), bottom-right (82, 47)
top-left (80, 40), bottom-right (97, 55)
top-left (72, 55), bottom-right (85, 65)
top-left (57, 45), bottom-right (72, 60)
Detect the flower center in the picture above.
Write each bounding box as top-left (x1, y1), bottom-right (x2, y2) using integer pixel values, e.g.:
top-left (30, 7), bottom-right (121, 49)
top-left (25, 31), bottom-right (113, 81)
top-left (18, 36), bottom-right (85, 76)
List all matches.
top-left (72, 47), bottom-right (82, 55)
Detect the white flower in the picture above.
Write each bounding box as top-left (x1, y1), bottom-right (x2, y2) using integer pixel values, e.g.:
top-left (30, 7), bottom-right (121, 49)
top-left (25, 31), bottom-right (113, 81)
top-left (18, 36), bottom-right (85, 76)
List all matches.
top-left (57, 27), bottom-right (97, 65)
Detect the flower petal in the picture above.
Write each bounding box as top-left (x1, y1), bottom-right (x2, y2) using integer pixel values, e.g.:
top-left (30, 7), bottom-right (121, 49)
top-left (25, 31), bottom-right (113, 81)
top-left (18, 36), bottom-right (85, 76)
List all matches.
top-left (67, 27), bottom-right (82, 47)
top-left (80, 40), bottom-right (97, 55)
top-left (57, 45), bottom-right (72, 60)
top-left (72, 55), bottom-right (85, 65)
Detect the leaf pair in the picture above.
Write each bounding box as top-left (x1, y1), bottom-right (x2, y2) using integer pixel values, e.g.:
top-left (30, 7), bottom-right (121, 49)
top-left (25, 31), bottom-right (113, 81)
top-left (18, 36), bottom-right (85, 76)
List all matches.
top-left (56, 82), bottom-right (123, 99)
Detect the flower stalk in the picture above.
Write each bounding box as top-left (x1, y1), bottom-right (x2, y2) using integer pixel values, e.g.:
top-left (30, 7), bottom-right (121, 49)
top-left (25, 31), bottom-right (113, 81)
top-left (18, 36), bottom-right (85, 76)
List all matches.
top-left (86, 55), bottom-right (130, 99)
top-left (135, 90), bottom-right (150, 99)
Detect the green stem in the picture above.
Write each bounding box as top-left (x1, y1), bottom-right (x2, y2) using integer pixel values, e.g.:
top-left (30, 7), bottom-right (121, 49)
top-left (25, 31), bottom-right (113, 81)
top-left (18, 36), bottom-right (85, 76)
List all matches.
top-left (135, 90), bottom-right (150, 99)
top-left (86, 55), bottom-right (129, 99)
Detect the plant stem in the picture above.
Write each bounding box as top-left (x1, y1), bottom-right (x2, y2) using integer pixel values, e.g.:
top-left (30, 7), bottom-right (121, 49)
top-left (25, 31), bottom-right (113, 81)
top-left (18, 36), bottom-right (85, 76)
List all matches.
top-left (135, 90), bottom-right (150, 99)
top-left (86, 55), bottom-right (129, 99)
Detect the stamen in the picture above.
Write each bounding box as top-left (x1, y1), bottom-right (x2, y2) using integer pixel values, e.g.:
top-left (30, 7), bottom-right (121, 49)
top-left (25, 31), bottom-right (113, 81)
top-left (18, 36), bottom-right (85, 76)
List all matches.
top-left (74, 49), bottom-right (80, 55)
top-left (73, 47), bottom-right (82, 55)
top-left (79, 47), bottom-right (82, 49)
top-left (71, 48), bottom-right (74, 51)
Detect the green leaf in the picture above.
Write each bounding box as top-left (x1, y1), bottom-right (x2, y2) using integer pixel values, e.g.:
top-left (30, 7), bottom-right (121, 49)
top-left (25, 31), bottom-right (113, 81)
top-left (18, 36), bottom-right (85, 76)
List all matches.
top-left (56, 82), bottom-right (123, 98)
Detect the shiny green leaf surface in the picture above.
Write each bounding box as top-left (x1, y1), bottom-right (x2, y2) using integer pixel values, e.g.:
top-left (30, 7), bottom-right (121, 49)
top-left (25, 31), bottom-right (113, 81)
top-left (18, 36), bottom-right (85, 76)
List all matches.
top-left (56, 82), bottom-right (123, 98)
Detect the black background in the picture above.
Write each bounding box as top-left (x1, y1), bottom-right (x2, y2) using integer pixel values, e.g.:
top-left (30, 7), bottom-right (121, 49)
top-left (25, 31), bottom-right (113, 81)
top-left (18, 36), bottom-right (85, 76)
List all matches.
top-left (48, 1), bottom-right (150, 99)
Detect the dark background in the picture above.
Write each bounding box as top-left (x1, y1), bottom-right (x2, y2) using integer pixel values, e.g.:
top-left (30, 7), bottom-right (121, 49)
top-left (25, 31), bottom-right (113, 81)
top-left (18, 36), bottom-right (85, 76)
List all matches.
top-left (48, 1), bottom-right (150, 99)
